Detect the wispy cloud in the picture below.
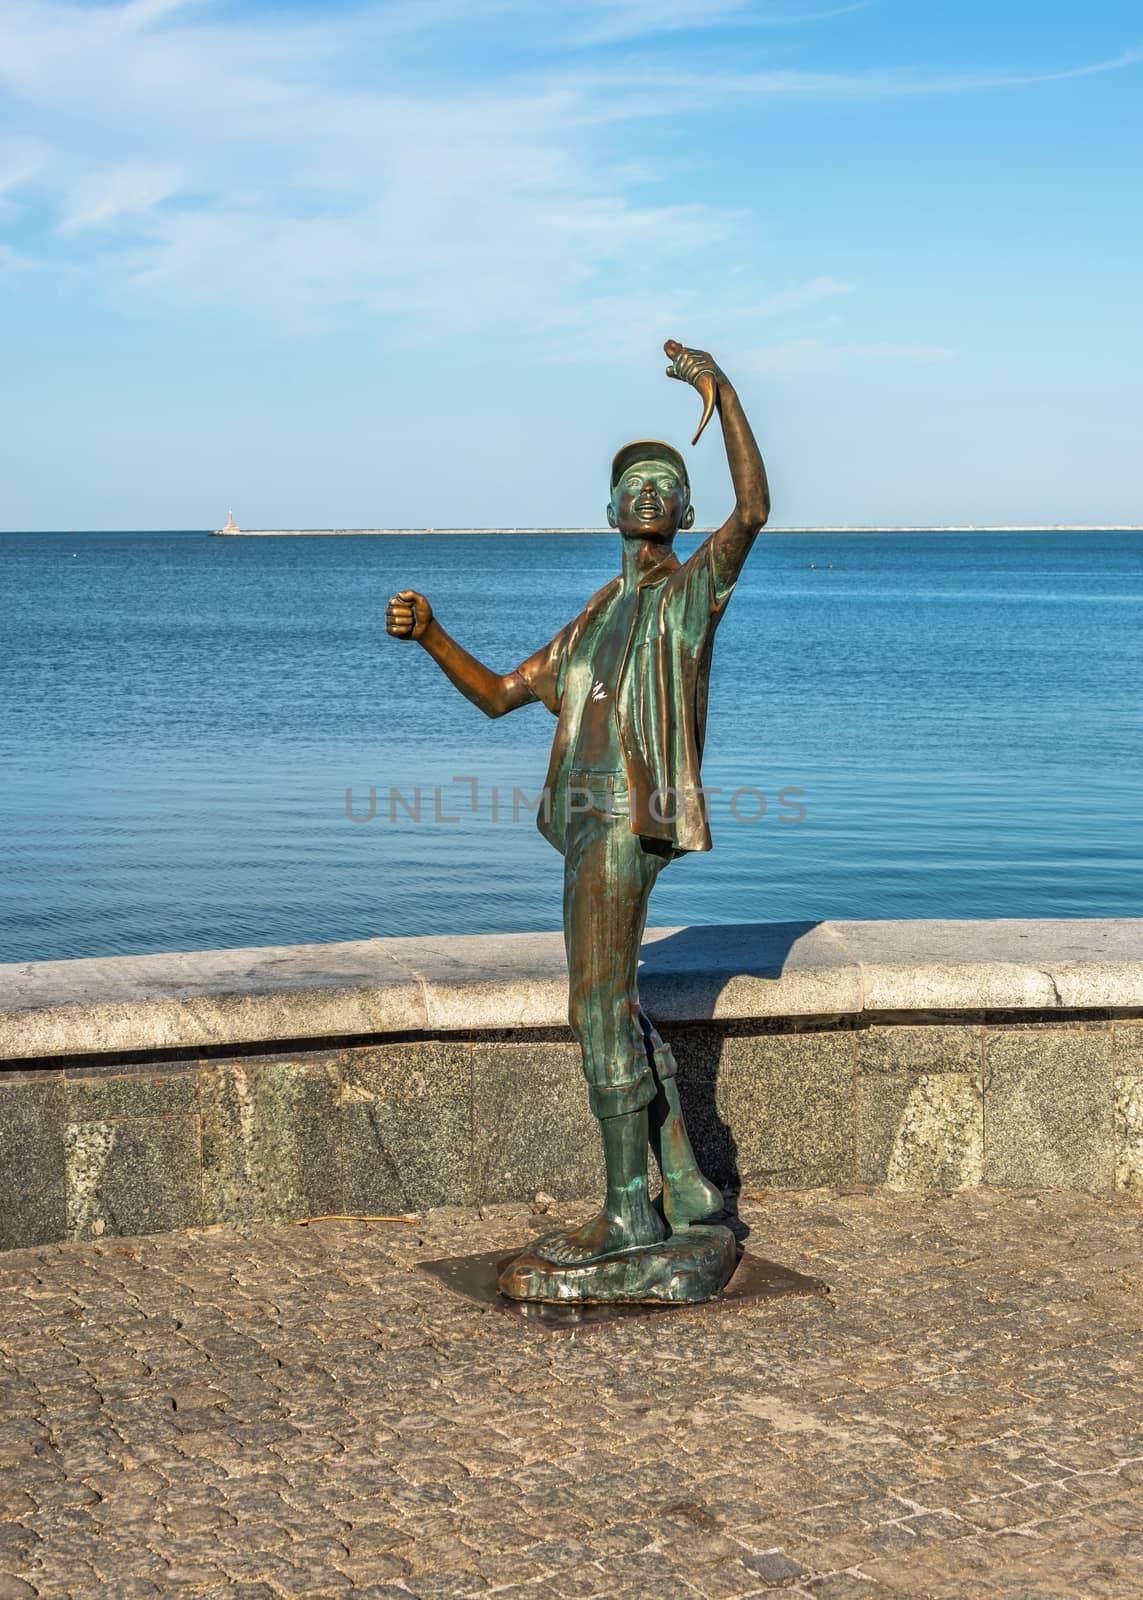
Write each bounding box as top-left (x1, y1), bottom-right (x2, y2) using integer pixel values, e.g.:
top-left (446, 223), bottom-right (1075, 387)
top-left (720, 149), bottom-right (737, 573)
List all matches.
top-left (0, 135), bottom-right (49, 220)
top-left (1, 0), bottom-right (742, 333)
top-left (375, 0), bottom-right (869, 49)
top-left (593, 47), bottom-right (1143, 101)
top-left (60, 161), bottom-right (184, 234)
top-left (750, 276), bottom-right (852, 318)
top-left (0, 0), bottom-right (1137, 345)
top-left (560, 0), bottom-right (757, 46)
top-left (753, 338), bottom-right (956, 374)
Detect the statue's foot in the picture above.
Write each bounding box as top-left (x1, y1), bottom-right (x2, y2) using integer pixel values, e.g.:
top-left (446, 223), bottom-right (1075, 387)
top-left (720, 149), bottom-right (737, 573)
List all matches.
top-left (661, 1169), bottom-right (724, 1229)
top-left (535, 1203), bottom-right (667, 1267)
top-left (498, 1219), bottom-right (737, 1304)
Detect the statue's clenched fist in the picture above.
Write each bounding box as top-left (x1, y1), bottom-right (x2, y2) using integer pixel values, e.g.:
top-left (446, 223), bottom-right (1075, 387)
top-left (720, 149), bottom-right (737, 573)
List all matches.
top-left (664, 340), bottom-right (720, 389)
top-left (386, 589), bottom-right (432, 640)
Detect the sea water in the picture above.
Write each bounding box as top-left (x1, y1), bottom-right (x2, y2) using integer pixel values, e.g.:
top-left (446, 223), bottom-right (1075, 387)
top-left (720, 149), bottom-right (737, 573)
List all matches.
top-left (2, 528), bottom-right (1140, 961)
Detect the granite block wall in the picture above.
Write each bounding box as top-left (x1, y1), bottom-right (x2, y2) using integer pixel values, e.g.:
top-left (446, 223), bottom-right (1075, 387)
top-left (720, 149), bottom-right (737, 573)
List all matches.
top-left (2, 1015), bottom-right (1140, 1251)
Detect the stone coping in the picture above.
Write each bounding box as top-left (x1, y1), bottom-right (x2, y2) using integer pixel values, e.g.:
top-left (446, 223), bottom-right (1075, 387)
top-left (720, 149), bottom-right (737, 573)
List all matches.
top-left (2, 919), bottom-right (1142, 1064)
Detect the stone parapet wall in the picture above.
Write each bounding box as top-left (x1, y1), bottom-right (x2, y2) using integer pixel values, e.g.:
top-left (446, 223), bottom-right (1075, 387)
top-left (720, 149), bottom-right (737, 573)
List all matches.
top-left (1, 920), bottom-right (1141, 1250)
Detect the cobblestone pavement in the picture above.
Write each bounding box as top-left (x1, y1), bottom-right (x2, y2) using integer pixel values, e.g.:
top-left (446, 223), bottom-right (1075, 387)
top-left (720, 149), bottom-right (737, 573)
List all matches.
top-left (1, 1188), bottom-right (1141, 1600)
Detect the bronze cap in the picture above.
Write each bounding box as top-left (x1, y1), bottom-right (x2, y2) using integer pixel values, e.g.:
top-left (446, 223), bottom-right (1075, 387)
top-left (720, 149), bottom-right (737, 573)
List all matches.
top-left (610, 439), bottom-right (689, 498)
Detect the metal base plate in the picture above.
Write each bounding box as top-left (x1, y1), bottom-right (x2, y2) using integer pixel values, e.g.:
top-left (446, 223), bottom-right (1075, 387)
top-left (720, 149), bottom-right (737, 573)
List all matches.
top-left (416, 1246), bottom-right (830, 1332)
top-left (498, 1223), bottom-right (737, 1305)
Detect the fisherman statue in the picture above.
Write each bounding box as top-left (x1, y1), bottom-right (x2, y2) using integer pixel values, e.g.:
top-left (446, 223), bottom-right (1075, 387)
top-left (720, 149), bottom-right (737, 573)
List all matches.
top-left (387, 341), bottom-right (771, 1303)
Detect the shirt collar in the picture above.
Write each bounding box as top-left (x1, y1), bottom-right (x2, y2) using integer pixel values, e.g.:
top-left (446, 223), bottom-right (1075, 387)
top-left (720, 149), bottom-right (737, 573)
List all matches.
top-left (637, 551), bottom-right (682, 589)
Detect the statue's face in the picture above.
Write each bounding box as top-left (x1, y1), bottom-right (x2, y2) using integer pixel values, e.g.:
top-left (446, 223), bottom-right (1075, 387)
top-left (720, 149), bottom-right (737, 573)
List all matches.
top-left (608, 458), bottom-right (694, 541)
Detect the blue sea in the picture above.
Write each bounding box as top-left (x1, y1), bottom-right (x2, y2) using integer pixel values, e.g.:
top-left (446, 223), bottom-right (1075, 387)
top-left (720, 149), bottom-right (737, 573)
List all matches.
top-left (2, 529), bottom-right (1141, 963)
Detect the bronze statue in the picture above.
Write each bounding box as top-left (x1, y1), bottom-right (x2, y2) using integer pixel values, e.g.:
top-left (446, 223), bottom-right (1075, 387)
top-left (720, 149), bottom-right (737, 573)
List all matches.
top-left (387, 341), bottom-right (770, 1303)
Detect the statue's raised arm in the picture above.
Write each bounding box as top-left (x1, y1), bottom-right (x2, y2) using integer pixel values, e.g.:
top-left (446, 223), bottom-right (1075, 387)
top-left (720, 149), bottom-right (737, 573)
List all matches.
top-left (664, 340), bottom-right (771, 595)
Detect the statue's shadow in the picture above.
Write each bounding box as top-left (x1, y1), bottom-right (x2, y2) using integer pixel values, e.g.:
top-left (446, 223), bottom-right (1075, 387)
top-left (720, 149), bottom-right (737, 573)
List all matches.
top-left (640, 920), bottom-right (823, 1247)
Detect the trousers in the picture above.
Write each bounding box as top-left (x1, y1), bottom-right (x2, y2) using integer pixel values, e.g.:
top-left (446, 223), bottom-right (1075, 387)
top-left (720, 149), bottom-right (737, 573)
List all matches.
top-left (562, 769), bottom-right (678, 1119)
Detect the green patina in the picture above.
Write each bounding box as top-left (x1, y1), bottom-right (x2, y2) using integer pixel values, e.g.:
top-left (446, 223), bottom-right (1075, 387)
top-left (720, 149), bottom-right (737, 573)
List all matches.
top-left (386, 342), bottom-right (771, 1298)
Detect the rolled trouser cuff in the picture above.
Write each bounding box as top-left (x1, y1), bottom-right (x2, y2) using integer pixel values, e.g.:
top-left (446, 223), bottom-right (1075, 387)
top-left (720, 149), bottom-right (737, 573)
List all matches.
top-left (589, 1071), bottom-right (658, 1119)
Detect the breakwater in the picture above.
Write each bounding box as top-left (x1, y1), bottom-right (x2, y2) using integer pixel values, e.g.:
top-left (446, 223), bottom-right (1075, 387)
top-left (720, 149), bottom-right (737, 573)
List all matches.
top-left (204, 537), bottom-right (614, 544)
top-left (211, 525), bottom-right (1143, 536)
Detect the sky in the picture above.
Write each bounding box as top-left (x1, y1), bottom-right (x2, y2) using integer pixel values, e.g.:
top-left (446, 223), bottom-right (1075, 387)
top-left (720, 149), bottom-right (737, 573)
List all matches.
top-left (1, 0), bottom-right (1141, 529)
